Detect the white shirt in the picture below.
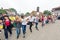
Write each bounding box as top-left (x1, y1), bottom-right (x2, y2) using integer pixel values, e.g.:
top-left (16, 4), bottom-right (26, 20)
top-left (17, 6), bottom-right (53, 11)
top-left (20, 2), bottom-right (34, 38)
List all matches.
top-left (22, 18), bottom-right (27, 25)
top-left (44, 16), bottom-right (47, 21)
top-left (34, 16), bottom-right (39, 23)
top-left (28, 16), bottom-right (35, 22)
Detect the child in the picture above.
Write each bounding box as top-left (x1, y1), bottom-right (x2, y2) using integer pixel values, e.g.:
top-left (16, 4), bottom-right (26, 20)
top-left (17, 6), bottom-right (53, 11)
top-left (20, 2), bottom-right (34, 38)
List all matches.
top-left (0, 20), bottom-right (3, 33)
top-left (21, 16), bottom-right (28, 38)
top-left (4, 16), bottom-right (12, 40)
top-left (34, 15), bottom-right (39, 30)
top-left (15, 15), bottom-right (22, 39)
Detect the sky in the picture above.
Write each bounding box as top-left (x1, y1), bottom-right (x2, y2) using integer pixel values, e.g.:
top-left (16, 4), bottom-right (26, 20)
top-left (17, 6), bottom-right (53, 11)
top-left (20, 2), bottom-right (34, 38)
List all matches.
top-left (0, 0), bottom-right (60, 14)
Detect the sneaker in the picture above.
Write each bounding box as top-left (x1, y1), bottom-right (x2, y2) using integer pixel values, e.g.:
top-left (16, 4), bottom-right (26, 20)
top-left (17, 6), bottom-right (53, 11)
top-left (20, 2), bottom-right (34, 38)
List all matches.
top-left (30, 30), bottom-right (32, 32)
top-left (36, 28), bottom-right (39, 31)
top-left (17, 35), bottom-right (19, 39)
top-left (23, 35), bottom-right (25, 38)
top-left (0, 30), bottom-right (1, 33)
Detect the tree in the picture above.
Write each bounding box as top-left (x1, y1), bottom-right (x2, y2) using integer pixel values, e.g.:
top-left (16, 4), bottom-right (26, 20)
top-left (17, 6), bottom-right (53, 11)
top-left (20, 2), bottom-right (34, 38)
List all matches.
top-left (9, 8), bottom-right (17, 15)
top-left (31, 11), bottom-right (37, 16)
top-left (25, 12), bottom-right (30, 16)
top-left (0, 9), bottom-right (7, 14)
top-left (43, 10), bottom-right (51, 15)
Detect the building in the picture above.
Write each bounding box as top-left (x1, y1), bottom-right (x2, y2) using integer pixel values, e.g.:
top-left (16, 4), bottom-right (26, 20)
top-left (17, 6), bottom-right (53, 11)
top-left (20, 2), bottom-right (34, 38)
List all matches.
top-left (52, 7), bottom-right (60, 16)
top-left (30, 10), bottom-right (43, 16)
top-left (37, 7), bottom-right (39, 12)
top-left (4, 9), bottom-right (16, 16)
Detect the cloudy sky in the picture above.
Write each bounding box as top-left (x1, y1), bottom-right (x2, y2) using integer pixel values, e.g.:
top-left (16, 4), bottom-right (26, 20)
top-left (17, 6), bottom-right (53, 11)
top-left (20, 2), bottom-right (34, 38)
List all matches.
top-left (0, 0), bottom-right (60, 14)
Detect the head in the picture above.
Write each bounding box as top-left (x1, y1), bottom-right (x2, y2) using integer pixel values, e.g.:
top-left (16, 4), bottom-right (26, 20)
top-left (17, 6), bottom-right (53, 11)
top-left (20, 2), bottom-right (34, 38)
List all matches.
top-left (2, 14), bottom-right (6, 16)
top-left (0, 20), bottom-right (2, 23)
top-left (15, 15), bottom-right (19, 20)
top-left (4, 16), bottom-right (9, 20)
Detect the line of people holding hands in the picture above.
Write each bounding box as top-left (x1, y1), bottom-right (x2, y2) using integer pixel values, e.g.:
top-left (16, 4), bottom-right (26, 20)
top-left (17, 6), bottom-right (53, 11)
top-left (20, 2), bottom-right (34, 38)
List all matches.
top-left (0, 14), bottom-right (40, 40)
top-left (0, 14), bottom-right (56, 40)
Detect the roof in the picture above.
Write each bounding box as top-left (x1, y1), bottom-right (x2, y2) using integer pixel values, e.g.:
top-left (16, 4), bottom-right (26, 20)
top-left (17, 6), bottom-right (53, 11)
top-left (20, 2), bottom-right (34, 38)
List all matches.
top-left (52, 6), bottom-right (60, 11)
top-left (4, 9), bottom-right (11, 12)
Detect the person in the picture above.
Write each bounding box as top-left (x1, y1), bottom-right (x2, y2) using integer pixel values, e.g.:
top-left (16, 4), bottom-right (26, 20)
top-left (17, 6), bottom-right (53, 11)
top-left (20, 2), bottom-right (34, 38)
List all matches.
top-left (0, 19), bottom-right (3, 33)
top-left (15, 15), bottom-right (22, 39)
top-left (52, 15), bottom-right (56, 23)
top-left (41, 15), bottom-right (45, 27)
top-left (34, 15), bottom-right (39, 30)
top-left (21, 16), bottom-right (28, 38)
top-left (28, 15), bottom-right (35, 32)
top-left (3, 16), bottom-right (12, 40)
top-left (44, 16), bottom-right (47, 24)
top-left (1, 14), bottom-right (8, 21)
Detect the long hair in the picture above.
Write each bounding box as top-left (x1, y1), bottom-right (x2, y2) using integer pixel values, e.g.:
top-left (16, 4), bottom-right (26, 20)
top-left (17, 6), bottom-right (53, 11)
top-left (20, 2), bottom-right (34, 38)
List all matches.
top-left (15, 15), bottom-right (22, 22)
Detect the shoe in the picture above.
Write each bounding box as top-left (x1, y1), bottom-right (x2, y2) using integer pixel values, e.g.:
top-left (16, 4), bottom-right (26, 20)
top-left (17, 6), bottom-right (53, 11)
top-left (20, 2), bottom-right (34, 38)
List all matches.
top-left (0, 39), bottom-right (1, 40)
top-left (17, 36), bottom-right (19, 39)
top-left (0, 32), bottom-right (1, 33)
top-left (17, 35), bottom-right (19, 39)
top-left (23, 35), bottom-right (25, 38)
top-left (30, 30), bottom-right (32, 32)
top-left (5, 39), bottom-right (8, 40)
top-left (36, 28), bottom-right (39, 31)
top-left (0, 30), bottom-right (1, 33)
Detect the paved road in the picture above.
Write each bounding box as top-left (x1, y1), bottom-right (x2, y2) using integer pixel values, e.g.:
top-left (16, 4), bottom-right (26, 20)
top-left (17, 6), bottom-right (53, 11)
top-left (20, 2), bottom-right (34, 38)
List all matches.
top-left (0, 20), bottom-right (60, 40)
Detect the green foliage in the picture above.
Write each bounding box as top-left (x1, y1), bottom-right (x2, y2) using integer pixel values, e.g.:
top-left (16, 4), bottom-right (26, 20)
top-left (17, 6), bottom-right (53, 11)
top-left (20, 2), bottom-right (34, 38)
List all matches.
top-left (43, 10), bottom-right (51, 15)
top-left (25, 12), bottom-right (30, 16)
top-left (9, 8), bottom-right (17, 14)
top-left (0, 9), bottom-right (7, 14)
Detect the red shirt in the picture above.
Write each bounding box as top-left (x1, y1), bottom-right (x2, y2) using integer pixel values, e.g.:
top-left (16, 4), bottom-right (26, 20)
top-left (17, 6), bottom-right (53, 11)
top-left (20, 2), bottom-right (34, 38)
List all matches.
top-left (42, 16), bottom-right (44, 21)
top-left (5, 20), bottom-right (10, 26)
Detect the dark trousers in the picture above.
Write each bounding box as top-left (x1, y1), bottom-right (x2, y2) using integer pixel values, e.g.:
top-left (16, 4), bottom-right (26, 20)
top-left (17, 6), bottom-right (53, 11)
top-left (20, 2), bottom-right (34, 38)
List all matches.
top-left (22, 25), bottom-right (26, 35)
top-left (29, 22), bottom-right (33, 32)
top-left (4, 26), bottom-right (12, 39)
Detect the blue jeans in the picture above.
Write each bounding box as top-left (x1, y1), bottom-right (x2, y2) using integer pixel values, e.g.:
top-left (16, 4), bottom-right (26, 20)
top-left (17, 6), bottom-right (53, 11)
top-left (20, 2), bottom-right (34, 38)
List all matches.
top-left (35, 23), bottom-right (38, 29)
top-left (16, 28), bottom-right (21, 37)
top-left (22, 25), bottom-right (26, 35)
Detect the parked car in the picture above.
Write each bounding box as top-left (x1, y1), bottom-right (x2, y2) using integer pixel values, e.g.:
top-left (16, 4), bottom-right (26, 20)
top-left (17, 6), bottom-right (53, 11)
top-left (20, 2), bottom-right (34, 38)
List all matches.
top-left (57, 16), bottom-right (60, 19)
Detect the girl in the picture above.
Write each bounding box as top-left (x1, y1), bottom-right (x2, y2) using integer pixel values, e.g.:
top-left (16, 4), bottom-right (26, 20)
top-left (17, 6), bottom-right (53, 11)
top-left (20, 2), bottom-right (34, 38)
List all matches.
top-left (0, 20), bottom-right (3, 33)
top-left (15, 15), bottom-right (22, 39)
top-left (34, 15), bottom-right (39, 30)
top-left (41, 15), bottom-right (44, 27)
top-left (4, 16), bottom-right (12, 40)
top-left (21, 16), bottom-right (28, 38)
